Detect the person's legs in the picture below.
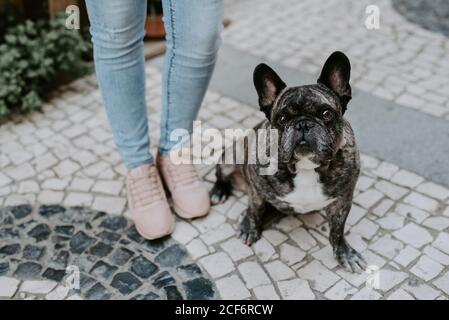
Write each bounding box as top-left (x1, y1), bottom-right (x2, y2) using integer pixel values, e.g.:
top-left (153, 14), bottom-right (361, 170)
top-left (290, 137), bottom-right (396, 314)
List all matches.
top-left (85, 0), bottom-right (152, 170)
top-left (157, 0), bottom-right (223, 218)
top-left (86, 0), bottom-right (174, 239)
top-left (160, 0), bottom-right (224, 153)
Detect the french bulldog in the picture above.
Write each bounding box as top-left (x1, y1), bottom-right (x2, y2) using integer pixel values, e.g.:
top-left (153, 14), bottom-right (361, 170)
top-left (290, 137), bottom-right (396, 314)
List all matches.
top-left (210, 51), bottom-right (367, 273)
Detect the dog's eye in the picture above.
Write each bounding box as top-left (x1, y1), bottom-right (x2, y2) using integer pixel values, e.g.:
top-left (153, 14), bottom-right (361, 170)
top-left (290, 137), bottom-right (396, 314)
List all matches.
top-left (322, 109), bottom-right (334, 121)
top-left (278, 115), bottom-right (287, 125)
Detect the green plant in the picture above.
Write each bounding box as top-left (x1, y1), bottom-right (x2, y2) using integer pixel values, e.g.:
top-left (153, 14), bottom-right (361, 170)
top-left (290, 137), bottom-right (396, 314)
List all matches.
top-left (0, 13), bottom-right (93, 121)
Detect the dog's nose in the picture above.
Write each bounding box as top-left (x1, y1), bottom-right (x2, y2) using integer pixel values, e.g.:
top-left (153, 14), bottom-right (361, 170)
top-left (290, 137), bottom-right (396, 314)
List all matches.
top-left (297, 120), bottom-right (315, 132)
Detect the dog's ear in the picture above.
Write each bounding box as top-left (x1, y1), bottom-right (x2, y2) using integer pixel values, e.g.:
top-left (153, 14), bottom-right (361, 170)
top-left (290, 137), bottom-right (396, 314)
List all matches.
top-left (254, 63), bottom-right (286, 119)
top-left (318, 51), bottom-right (352, 113)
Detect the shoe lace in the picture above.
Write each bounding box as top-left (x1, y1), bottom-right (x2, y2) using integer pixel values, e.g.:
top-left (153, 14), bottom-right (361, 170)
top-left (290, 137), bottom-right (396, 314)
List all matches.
top-left (129, 169), bottom-right (164, 207)
top-left (167, 162), bottom-right (199, 189)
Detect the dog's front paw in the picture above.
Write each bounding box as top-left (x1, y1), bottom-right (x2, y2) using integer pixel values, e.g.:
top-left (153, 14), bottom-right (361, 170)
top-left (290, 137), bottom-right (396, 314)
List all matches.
top-left (335, 242), bottom-right (367, 273)
top-left (239, 214), bottom-right (261, 246)
top-left (210, 182), bottom-right (232, 205)
top-left (239, 227), bottom-right (261, 246)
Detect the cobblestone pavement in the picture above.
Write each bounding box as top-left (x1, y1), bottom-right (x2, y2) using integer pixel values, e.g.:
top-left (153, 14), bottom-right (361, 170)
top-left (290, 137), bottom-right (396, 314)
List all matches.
top-left (222, 0), bottom-right (449, 119)
top-left (393, 0), bottom-right (449, 38)
top-left (1, 64), bottom-right (449, 300)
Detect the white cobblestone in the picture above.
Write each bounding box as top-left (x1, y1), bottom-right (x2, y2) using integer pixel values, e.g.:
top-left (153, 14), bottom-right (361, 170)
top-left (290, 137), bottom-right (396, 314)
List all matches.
top-left (433, 233), bottom-right (449, 255)
top-left (395, 204), bottom-right (430, 223)
top-left (220, 238), bottom-right (254, 261)
top-left (434, 271), bottom-right (449, 295)
top-left (353, 189), bottom-right (384, 209)
top-left (92, 180), bottom-right (123, 196)
top-left (199, 252), bottom-right (234, 279)
top-left (274, 216), bottom-right (302, 233)
top-left (370, 235), bottom-right (404, 259)
top-left (171, 220), bottom-right (199, 244)
top-left (374, 181), bottom-right (408, 200)
top-left (376, 212), bottom-right (405, 230)
top-left (403, 192), bottom-right (439, 212)
top-left (377, 269), bottom-right (408, 292)
top-left (45, 286), bottom-right (69, 300)
top-left (265, 260), bottom-right (295, 281)
top-left (297, 261), bottom-right (340, 292)
top-left (20, 280), bottom-right (57, 294)
top-left (410, 255), bottom-right (444, 281)
top-left (4, 163), bottom-right (36, 181)
top-left (42, 178), bottom-right (70, 191)
top-left (351, 218), bottom-right (379, 240)
top-left (289, 228), bottom-right (317, 251)
top-left (324, 279), bottom-right (357, 300)
top-left (349, 288), bottom-right (381, 300)
top-left (238, 261), bottom-right (271, 289)
top-left (416, 182), bottom-right (449, 200)
top-left (186, 239), bottom-right (209, 260)
top-left (54, 160), bottom-right (80, 177)
top-left (91, 196), bottom-right (127, 215)
top-left (262, 229), bottom-right (288, 246)
top-left (0, 277), bottom-right (20, 298)
top-left (38, 190), bottom-right (65, 204)
top-left (279, 243), bottom-right (306, 266)
top-left (253, 238), bottom-right (276, 262)
top-left (200, 223), bottom-right (235, 245)
top-left (394, 245), bottom-right (421, 267)
top-left (215, 275), bottom-right (251, 300)
top-left (277, 279), bottom-right (315, 300)
top-left (423, 216), bottom-right (449, 231)
top-left (64, 192), bottom-right (93, 207)
top-left (423, 246), bottom-right (449, 265)
top-left (404, 282), bottom-right (441, 300)
top-left (391, 170), bottom-right (425, 188)
top-left (393, 223), bottom-right (433, 248)
top-left (387, 289), bottom-right (414, 300)
top-left (253, 285), bottom-right (279, 300)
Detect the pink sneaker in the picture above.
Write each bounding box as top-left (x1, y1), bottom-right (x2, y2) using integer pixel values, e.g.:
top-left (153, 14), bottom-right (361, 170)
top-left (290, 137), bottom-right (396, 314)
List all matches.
top-left (157, 152), bottom-right (210, 219)
top-left (126, 165), bottom-right (175, 239)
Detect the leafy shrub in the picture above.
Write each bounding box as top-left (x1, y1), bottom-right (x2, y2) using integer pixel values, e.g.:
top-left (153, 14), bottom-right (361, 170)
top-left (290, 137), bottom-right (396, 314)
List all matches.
top-left (0, 14), bottom-right (92, 121)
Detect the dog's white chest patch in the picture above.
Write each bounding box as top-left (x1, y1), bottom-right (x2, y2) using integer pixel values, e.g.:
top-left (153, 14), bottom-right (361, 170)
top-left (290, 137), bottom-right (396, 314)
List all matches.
top-left (278, 169), bottom-right (335, 214)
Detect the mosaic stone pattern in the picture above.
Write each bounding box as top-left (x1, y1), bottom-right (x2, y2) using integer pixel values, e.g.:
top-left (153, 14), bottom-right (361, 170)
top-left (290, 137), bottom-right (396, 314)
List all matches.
top-left (0, 205), bottom-right (216, 300)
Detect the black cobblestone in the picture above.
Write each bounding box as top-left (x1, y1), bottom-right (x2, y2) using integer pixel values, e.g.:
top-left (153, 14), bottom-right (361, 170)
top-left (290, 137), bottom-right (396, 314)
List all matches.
top-left (111, 272), bottom-right (142, 295)
top-left (10, 205), bottom-right (32, 219)
top-left (130, 255), bottom-right (159, 279)
top-left (14, 262), bottom-right (42, 278)
top-left (109, 247), bottom-right (134, 266)
top-left (0, 243), bottom-right (21, 256)
top-left (42, 268), bottom-right (66, 282)
top-left (70, 231), bottom-right (96, 254)
top-left (22, 245), bottom-right (45, 261)
top-left (28, 224), bottom-right (51, 242)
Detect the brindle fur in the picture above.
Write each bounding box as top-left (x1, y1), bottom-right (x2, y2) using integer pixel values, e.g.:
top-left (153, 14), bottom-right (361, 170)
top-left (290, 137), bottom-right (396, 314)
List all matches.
top-left (210, 52), bottom-right (367, 273)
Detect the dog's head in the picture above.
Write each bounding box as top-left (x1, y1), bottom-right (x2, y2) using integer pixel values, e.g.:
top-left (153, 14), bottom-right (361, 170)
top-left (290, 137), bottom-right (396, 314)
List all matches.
top-left (253, 51), bottom-right (352, 172)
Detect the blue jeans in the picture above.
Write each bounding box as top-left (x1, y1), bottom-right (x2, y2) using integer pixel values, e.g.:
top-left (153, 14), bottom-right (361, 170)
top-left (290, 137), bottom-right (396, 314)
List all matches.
top-left (85, 0), bottom-right (223, 169)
